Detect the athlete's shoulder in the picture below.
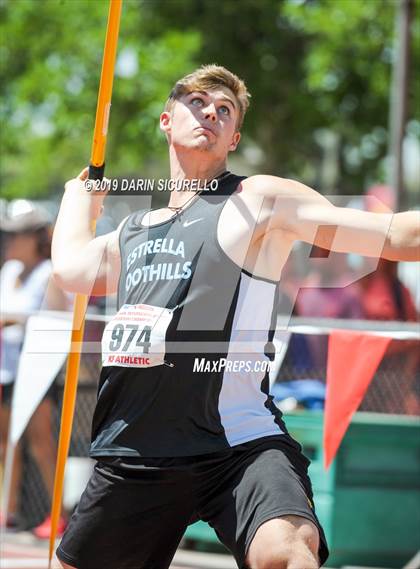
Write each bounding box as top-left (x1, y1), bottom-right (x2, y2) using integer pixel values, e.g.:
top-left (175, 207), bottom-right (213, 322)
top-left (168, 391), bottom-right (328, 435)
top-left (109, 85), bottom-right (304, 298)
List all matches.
top-left (241, 175), bottom-right (312, 199)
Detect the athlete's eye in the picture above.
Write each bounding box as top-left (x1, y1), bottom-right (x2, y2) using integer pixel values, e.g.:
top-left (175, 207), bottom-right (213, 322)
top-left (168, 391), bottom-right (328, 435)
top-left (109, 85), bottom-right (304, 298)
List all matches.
top-left (191, 97), bottom-right (204, 107)
top-left (219, 105), bottom-right (230, 116)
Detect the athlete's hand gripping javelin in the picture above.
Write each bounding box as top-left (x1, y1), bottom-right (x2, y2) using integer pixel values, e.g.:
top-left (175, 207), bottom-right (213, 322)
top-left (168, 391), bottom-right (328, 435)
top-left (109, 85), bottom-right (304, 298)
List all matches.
top-left (52, 167), bottom-right (121, 296)
top-left (67, 167), bottom-right (110, 219)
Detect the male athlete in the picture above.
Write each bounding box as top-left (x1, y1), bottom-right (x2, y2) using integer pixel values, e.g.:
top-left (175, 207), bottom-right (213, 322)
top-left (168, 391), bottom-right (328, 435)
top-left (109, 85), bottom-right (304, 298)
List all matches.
top-left (52, 65), bottom-right (419, 569)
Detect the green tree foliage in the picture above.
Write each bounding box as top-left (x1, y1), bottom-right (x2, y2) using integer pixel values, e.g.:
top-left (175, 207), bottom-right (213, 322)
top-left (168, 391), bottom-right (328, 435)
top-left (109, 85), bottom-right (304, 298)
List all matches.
top-left (0, 0), bottom-right (200, 198)
top-left (1, 0), bottom-right (417, 199)
top-left (282, 0), bottom-right (420, 191)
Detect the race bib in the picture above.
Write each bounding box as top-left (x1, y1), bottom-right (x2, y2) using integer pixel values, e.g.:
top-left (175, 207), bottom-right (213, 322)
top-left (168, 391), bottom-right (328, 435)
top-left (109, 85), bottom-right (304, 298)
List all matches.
top-left (102, 303), bottom-right (173, 368)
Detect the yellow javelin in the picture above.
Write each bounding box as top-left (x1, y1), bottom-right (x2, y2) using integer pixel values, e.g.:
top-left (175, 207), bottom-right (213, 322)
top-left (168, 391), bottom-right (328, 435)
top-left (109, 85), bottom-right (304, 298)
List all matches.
top-left (48, 1), bottom-right (123, 565)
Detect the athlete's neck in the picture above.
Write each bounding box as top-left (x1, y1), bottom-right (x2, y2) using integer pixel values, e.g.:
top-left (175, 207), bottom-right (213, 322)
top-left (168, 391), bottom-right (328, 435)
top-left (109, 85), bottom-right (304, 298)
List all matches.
top-left (167, 147), bottom-right (227, 209)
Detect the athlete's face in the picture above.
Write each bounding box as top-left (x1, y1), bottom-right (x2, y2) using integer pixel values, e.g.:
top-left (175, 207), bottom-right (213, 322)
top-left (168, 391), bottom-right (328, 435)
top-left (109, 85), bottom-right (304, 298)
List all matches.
top-left (160, 87), bottom-right (241, 157)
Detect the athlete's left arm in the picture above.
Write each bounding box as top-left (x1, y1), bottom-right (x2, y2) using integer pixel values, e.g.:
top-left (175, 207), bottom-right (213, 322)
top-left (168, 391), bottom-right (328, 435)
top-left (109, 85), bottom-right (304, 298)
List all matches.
top-left (250, 175), bottom-right (420, 261)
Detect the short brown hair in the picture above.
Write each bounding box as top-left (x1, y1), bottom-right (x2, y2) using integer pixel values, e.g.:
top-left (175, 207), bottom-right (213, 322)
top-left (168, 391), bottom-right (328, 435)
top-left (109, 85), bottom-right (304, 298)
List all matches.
top-left (165, 64), bottom-right (251, 130)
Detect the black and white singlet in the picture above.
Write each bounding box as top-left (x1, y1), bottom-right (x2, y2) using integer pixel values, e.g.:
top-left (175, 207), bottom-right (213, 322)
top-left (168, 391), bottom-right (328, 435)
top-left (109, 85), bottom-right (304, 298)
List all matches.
top-left (90, 172), bottom-right (288, 458)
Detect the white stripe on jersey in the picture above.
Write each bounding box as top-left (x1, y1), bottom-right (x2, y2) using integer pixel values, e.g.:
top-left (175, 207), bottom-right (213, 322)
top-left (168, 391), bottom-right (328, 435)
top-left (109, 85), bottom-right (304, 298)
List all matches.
top-left (218, 273), bottom-right (285, 445)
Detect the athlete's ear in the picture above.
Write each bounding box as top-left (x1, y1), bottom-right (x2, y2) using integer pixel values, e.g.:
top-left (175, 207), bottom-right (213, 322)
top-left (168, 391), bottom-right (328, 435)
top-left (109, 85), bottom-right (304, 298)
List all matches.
top-left (160, 111), bottom-right (172, 135)
top-left (229, 131), bottom-right (241, 152)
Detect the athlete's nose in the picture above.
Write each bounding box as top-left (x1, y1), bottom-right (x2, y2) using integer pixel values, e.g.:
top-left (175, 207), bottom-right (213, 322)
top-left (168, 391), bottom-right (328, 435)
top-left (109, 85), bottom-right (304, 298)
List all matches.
top-left (204, 104), bottom-right (217, 122)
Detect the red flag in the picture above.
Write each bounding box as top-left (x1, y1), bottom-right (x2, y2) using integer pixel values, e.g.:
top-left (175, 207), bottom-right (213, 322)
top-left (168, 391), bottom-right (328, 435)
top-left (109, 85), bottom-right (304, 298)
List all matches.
top-left (324, 330), bottom-right (391, 469)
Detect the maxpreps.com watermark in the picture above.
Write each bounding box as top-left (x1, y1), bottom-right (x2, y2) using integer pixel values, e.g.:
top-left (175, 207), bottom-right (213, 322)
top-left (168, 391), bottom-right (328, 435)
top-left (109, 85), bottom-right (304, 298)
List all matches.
top-left (193, 358), bottom-right (275, 373)
top-left (84, 178), bottom-right (219, 193)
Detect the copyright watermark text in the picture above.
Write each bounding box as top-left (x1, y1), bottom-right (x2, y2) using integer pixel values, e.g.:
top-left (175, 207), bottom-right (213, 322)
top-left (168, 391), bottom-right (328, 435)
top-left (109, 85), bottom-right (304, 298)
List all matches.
top-left (84, 178), bottom-right (219, 193)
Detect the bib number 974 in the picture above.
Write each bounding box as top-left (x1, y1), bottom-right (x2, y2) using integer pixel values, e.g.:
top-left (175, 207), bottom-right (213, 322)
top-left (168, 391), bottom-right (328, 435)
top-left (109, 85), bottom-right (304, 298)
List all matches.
top-left (109, 324), bottom-right (152, 353)
top-left (102, 303), bottom-right (173, 368)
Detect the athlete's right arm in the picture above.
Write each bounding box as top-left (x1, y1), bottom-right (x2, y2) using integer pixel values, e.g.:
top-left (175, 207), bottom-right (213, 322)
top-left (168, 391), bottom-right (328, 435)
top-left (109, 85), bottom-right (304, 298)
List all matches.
top-left (52, 168), bottom-right (126, 296)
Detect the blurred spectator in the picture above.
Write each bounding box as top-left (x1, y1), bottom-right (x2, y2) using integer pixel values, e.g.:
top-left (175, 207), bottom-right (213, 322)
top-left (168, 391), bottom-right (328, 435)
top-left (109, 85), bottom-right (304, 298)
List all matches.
top-left (359, 258), bottom-right (417, 322)
top-left (292, 247), bottom-right (363, 373)
top-left (0, 201), bottom-right (68, 536)
top-left (358, 258), bottom-right (420, 415)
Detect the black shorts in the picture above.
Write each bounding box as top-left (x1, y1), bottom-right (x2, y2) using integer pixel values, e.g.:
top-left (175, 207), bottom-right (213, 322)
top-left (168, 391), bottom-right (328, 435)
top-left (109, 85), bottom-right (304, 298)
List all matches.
top-left (56, 435), bottom-right (329, 569)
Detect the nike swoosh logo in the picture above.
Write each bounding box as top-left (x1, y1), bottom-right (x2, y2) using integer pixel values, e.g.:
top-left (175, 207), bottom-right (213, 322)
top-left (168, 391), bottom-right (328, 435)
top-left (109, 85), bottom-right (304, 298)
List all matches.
top-left (183, 218), bottom-right (204, 228)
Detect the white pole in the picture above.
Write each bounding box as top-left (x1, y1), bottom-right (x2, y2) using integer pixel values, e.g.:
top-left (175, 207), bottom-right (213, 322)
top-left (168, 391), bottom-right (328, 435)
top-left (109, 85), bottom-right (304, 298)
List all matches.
top-left (388, 0), bottom-right (412, 210)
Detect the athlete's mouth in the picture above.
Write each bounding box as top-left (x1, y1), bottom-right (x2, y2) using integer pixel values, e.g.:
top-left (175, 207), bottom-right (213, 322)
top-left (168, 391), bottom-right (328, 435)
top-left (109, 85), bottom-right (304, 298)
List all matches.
top-left (195, 125), bottom-right (216, 136)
